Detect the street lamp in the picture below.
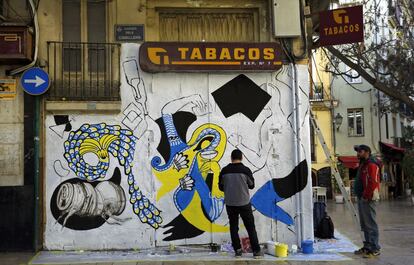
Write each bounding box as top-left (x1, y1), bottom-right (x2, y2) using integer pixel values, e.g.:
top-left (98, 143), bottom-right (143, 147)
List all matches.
top-left (334, 113), bottom-right (343, 131)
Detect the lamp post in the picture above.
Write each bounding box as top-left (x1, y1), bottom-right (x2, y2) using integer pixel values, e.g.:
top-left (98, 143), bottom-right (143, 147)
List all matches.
top-left (334, 113), bottom-right (344, 131)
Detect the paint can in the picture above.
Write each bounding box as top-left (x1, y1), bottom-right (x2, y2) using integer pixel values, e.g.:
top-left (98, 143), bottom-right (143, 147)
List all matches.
top-left (301, 240), bottom-right (314, 254)
top-left (266, 241), bottom-right (276, 255)
top-left (210, 243), bottom-right (219, 252)
top-left (290, 244), bottom-right (298, 254)
top-left (275, 243), bottom-right (288, 257)
top-left (169, 244), bottom-right (176, 252)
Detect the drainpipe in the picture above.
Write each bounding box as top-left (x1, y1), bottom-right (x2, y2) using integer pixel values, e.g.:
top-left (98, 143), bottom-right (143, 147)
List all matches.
top-left (33, 96), bottom-right (40, 251)
top-left (331, 86), bottom-right (336, 155)
top-left (290, 63), bottom-right (305, 245)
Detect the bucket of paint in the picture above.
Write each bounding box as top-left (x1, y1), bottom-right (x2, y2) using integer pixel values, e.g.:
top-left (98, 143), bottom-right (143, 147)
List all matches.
top-left (266, 241), bottom-right (276, 255)
top-left (275, 243), bottom-right (288, 257)
top-left (290, 244), bottom-right (298, 254)
top-left (210, 243), bottom-right (219, 252)
top-left (301, 240), bottom-right (313, 254)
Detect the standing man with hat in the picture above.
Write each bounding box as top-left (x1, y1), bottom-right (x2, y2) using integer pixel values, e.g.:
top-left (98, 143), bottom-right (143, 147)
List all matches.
top-left (353, 144), bottom-right (381, 258)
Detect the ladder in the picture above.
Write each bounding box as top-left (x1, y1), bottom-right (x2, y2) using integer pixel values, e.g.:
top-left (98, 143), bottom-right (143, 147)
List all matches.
top-left (310, 110), bottom-right (363, 240)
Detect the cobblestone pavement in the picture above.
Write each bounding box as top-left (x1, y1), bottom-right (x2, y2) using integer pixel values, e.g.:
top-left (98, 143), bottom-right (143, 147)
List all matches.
top-left (1, 199), bottom-right (413, 265)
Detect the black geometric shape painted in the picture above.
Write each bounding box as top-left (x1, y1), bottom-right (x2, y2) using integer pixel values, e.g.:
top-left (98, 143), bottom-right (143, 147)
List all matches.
top-left (272, 159), bottom-right (308, 199)
top-left (211, 74), bottom-right (271, 122)
top-left (162, 214), bottom-right (204, 241)
top-left (155, 111), bottom-right (197, 162)
top-left (53, 115), bottom-right (72, 132)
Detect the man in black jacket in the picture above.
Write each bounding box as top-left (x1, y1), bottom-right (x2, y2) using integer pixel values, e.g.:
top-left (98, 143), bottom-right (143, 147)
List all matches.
top-left (219, 149), bottom-right (263, 258)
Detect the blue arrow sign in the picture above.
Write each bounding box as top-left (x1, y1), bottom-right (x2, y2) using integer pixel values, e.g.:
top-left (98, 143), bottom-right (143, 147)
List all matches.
top-left (21, 67), bottom-right (50, 95)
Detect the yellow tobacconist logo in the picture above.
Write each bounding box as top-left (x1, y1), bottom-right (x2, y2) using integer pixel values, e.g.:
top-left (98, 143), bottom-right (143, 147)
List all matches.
top-left (139, 42), bottom-right (285, 72)
top-left (323, 9), bottom-right (360, 36)
top-left (147, 47), bottom-right (278, 65)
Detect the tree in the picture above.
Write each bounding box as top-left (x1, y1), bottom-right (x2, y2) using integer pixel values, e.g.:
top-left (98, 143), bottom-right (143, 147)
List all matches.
top-left (310, 0), bottom-right (414, 110)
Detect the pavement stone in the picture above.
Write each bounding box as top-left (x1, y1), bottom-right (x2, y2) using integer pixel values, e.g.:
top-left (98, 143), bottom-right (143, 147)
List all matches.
top-left (1, 199), bottom-right (413, 265)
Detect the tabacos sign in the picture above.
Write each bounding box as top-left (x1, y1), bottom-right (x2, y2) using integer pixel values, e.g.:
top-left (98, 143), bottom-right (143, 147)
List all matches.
top-left (319, 5), bottom-right (364, 46)
top-left (139, 42), bottom-right (285, 72)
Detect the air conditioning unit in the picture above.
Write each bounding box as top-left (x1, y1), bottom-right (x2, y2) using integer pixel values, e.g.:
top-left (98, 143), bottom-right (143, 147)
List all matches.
top-left (272, 0), bottom-right (301, 37)
top-left (0, 26), bottom-right (33, 64)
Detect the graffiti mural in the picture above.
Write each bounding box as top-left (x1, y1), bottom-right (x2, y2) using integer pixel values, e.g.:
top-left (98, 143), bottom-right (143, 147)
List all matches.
top-left (49, 115), bottom-right (73, 139)
top-left (44, 43), bottom-right (313, 250)
top-left (251, 160), bottom-right (308, 226)
top-left (51, 167), bottom-right (126, 230)
top-left (152, 113), bottom-right (228, 241)
top-left (214, 78), bottom-right (309, 227)
top-left (62, 123), bottom-right (162, 229)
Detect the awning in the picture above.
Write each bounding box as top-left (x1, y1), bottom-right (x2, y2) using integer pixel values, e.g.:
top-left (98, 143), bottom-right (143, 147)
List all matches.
top-left (338, 156), bottom-right (359, 169)
top-left (379, 141), bottom-right (405, 162)
top-left (379, 142), bottom-right (405, 152)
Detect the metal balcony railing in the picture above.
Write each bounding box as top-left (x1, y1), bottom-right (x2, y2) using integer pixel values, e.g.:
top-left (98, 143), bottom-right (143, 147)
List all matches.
top-left (47, 41), bottom-right (121, 101)
top-left (310, 83), bottom-right (325, 101)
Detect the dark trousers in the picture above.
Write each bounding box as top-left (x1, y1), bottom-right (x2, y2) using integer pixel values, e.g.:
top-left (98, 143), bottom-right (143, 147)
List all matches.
top-left (358, 199), bottom-right (380, 251)
top-left (226, 203), bottom-right (260, 253)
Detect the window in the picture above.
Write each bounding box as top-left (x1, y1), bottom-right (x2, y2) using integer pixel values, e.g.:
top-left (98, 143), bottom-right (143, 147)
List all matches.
top-left (0, 0), bottom-right (4, 18)
top-left (159, 10), bottom-right (258, 42)
top-left (0, 0), bottom-right (31, 22)
top-left (62, 0), bottom-right (81, 72)
top-left (62, 0), bottom-right (107, 72)
top-left (348, 109), bottom-right (364, 136)
top-left (345, 66), bottom-right (362, 84)
top-left (87, 0), bottom-right (106, 72)
top-left (48, 0), bottom-right (119, 101)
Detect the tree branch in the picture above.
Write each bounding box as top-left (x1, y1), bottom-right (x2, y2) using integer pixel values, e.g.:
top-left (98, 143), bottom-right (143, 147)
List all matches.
top-left (326, 46), bottom-right (414, 110)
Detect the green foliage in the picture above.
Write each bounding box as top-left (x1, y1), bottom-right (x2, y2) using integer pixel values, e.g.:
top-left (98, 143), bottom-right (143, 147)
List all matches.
top-left (402, 149), bottom-right (414, 189)
top-left (403, 125), bottom-right (414, 146)
top-left (333, 162), bottom-right (346, 193)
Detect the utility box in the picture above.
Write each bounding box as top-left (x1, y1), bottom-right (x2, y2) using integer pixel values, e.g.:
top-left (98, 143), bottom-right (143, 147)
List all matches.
top-left (0, 26), bottom-right (33, 64)
top-left (272, 0), bottom-right (301, 37)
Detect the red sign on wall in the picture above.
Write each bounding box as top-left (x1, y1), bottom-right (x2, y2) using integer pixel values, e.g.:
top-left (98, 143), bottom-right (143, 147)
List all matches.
top-left (319, 5), bottom-right (364, 46)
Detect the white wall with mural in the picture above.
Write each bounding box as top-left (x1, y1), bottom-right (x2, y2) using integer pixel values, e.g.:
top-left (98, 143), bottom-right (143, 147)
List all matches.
top-left (44, 44), bottom-right (313, 250)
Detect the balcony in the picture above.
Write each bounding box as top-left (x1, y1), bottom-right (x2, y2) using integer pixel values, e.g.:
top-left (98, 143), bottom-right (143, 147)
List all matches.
top-left (310, 83), bottom-right (325, 102)
top-left (46, 41), bottom-right (120, 101)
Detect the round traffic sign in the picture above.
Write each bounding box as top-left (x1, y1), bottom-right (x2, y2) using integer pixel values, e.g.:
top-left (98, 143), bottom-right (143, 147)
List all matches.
top-left (20, 67), bottom-right (50, 95)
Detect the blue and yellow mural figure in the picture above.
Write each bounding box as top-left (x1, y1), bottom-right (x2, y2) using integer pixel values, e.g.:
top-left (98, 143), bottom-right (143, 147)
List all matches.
top-left (152, 113), bottom-right (229, 240)
top-left (63, 123), bottom-right (163, 229)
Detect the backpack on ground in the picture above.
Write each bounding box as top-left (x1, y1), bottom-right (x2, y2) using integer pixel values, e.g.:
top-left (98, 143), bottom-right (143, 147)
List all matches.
top-left (313, 202), bottom-right (326, 231)
top-left (315, 215), bottom-right (335, 239)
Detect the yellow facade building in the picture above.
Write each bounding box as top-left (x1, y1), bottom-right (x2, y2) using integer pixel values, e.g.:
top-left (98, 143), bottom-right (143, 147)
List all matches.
top-left (309, 49), bottom-right (336, 198)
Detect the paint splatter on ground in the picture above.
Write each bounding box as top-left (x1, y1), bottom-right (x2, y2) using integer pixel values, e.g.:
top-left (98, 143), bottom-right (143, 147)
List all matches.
top-left (315, 230), bottom-right (359, 253)
top-left (30, 230), bottom-right (356, 264)
top-left (30, 250), bottom-right (351, 264)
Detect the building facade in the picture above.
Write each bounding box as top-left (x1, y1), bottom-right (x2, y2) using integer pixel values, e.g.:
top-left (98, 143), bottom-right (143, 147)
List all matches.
top-left (325, 0), bottom-right (413, 199)
top-left (0, 0), bottom-right (314, 251)
top-left (309, 49), bottom-right (335, 199)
